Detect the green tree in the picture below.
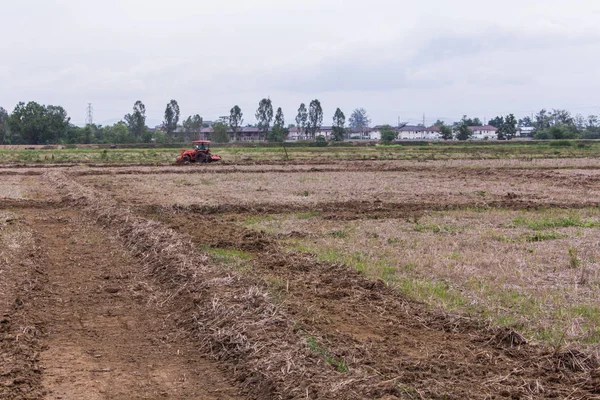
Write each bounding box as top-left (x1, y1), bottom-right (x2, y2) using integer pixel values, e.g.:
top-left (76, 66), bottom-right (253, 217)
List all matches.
top-left (65, 125), bottom-right (85, 144)
top-left (454, 116), bottom-right (482, 127)
top-left (269, 107), bottom-right (287, 142)
top-left (163, 100), bottom-right (180, 140)
top-left (255, 98), bottom-right (273, 141)
top-left (518, 116), bottom-right (533, 127)
top-left (379, 125), bottom-right (397, 143)
top-left (182, 114), bottom-right (203, 142)
top-left (519, 116), bottom-right (533, 127)
top-left (433, 119), bottom-right (445, 127)
top-left (315, 135), bottom-right (327, 147)
top-left (295, 103), bottom-right (308, 139)
top-left (99, 122), bottom-right (132, 144)
top-left (124, 100), bottom-right (147, 138)
top-left (331, 108), bottom-right (346, 141)
top-left (0, 107), bottom-right (8, 144)
top-left (454, 116), bottom-right (472, 141)
top-left (112, 122), bottom-right (132, 143)
top-left (534, 125), bottom-right (578, 140)
top-left (8, 101), bottom-right (70, 144)
top-left (497, 114), bottom-right (517, 140)
top-left (349, 108), bottom-right (371, 129)
top-left (306, 99), bottom-right (323, 139)
top-left (439, 123), bottom-right (453, 140)
top-left (229, 105), bottom-right (243, 142)
top-left (551, 109), bottom-right (574, 126)
top-left (211, 121), bottom-right (230, 143)
top-left (153, 130), bottom-right (167, 144)
top-left (534, 109), bottom-right (552, 131)
top-left (488, 116), bottom-right (504, 128)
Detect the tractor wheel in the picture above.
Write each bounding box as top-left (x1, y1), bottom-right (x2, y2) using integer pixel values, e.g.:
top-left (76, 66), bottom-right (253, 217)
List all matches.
top-left (195, 153), bottom-right (207, 163)
top-left (182, 155), bottom-right (191, 164)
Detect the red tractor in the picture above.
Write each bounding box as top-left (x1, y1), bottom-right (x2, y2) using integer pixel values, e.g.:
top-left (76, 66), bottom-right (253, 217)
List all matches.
top-left (176, 140), bottom-right (222, 164)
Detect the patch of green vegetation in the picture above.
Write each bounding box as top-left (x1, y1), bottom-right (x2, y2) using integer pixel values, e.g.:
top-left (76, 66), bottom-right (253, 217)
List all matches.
top-left (286, 241), bottom-right (395, 279)
top-left (568, 247), bottom-right (582, 269)
top-left (582, 330), bottom-right (600, 344)
top-left (549, 140), bottom-right (574, 147)
top-left (306, 337), bottom-right (348, 373)
top-left (414, 222), bottom-right (457, 233)
top-left (512, 213), bottom-right (600, 230)
top-left (295, 211), bottom-right (321, 219)
top-left (380, 263), bottom-right (397, 282)
top-left (201, 246), bottom-right (253, 270)
top-left (491, 233), bottom-right (515, 243)
top-left (330, 230), bottom-right (348, 238)
top-left (243, 215), bottom-right (276, 225)
top-left (524, 231), bottom-right (566, 242)
top-left (571, 304), bottom-right (600, 321)
top-left (396, 278), bottom-right (467, 309)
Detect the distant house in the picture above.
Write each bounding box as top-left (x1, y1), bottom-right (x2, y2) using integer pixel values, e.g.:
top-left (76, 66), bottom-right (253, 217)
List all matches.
top-left (518, 127), bottom-right (535, 137)
top-left (396, 125), bottom-right (441, 140)
top-left (287, 127), bottom-right (311, 141)
top-left (199, 126), bottom-right (263, 141)
top-left (287, 126), bottom-right (375, 141)
top-left (423, 126), bottom-right (441, 140)
top-left (316, 126), bottom-right (334, 140)
top-left (369, 129), bottom-right (381, 141)
top-left (468, 125), bottom-right (498, 140)
top-left (346, 127), bottom-right (373, 140)
top-left (237, 127), bottom-right (262, 142)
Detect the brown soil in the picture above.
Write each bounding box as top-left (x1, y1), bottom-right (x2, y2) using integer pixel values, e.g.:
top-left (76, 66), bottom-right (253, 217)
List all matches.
top-left (0, 204), bottom-right (243, 399)
top-left (4, 162), bottom-right (600, 399)
top-left (150, 211), bottom-right (600, 399)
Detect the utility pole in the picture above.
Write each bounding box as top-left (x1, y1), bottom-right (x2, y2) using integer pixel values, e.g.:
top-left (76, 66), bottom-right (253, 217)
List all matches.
top-left (423, 113), bottom-right (425, 127)
top-left (86, 103), bottom-right (93, 126)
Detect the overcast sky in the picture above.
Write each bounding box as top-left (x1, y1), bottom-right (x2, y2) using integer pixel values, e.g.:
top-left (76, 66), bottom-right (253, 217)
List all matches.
top-left (1, 0), bottom-right (599, 126)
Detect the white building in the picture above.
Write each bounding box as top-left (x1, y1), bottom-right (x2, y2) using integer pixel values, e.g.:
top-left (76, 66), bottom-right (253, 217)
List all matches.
top-left (518, 127), bottom-right (535, 137)
top-left (396, 125), bottom-right (441, 140)
top-left (286, 127), bottom-right (309, 141)
top-left (468, 125), bottom-right (498, 140)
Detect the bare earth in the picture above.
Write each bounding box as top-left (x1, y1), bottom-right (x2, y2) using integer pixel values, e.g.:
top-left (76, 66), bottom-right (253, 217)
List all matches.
top-left (2, 159), bottom-right (600, 399)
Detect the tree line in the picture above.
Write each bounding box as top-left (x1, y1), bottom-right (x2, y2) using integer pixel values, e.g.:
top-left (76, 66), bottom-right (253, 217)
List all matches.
top-left (0, 99), bottom-right (598, 145)
top-left (434, 109), bottom-right (600, 141)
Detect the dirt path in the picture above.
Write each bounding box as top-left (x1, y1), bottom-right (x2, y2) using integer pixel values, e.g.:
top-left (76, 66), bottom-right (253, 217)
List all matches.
top-left (15, 207), bottom-right (243, 400)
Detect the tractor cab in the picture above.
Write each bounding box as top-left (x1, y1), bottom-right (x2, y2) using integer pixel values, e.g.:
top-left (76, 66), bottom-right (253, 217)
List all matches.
top-left (176, 140), bottom-right (222, 164)
top-left (193, 140), bottom-right (210, 152)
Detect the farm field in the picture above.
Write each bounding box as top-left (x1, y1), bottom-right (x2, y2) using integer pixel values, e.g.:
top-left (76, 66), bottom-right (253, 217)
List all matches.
top-left (1, 140), bottom-right (600, 165)
top-left (2, 152), bottom-right (600, 399)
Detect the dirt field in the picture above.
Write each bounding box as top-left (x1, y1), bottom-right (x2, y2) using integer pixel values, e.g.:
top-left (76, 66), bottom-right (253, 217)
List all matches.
top-left (3, 158), bottom-right (600, 399)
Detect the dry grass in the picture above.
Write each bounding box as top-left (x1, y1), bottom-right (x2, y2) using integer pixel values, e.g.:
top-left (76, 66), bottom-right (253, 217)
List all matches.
top-left (0, 176), bottom-right (40, 199)
top-left (0, 211), bottom-right (34, 313)
top-left (45, 170), bottom-right (386, 399)
top-left (74, 166), bottom-right (600, 208)
top-left (245, 207), bottom-right (600, 347)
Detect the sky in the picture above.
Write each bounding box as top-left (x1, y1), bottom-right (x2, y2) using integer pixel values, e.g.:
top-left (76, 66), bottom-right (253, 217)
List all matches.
top-left (1, 0), bottom-right (600, 127)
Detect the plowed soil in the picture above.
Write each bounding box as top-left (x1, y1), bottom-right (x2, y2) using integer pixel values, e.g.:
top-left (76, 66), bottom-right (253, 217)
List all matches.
top-left (148, 212), bottom-right (600, 399)
top-left (1, 205), bottom-right (242, 399)
top-left (2, 161), bottom-right (600, 399)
